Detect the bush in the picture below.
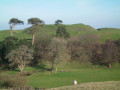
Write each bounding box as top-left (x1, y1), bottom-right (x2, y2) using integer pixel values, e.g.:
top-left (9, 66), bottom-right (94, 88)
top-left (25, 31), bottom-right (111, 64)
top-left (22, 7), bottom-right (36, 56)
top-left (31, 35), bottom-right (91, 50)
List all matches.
top-left (68, 34), bottom-right (99, 63)
top-left (19, 71), bottom-right (32, 76)
top-left (0, 75), bottom-right (28, 87)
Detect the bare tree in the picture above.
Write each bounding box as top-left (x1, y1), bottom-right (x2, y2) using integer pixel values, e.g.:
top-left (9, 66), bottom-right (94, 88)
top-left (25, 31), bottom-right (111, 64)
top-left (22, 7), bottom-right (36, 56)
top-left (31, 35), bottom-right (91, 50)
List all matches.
top-left (101, 39), bottom-right (118, 68)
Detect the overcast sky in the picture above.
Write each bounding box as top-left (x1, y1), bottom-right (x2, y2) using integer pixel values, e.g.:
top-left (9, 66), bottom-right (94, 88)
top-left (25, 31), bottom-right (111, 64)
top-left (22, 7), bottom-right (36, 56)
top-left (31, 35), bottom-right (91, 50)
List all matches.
top-left (0, 0), bottom-right (120, 30)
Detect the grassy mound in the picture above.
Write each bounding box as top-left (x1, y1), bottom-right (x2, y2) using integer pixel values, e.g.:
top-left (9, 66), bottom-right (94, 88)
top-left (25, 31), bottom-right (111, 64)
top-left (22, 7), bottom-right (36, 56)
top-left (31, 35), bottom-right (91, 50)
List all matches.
top-left (66, 24), bottom-right (96, 31)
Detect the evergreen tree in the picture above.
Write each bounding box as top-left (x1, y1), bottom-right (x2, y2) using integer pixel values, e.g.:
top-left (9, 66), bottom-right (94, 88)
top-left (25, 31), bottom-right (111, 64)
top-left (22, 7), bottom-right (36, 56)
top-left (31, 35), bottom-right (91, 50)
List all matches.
top-left (56, 25), bottom-right (69, 38)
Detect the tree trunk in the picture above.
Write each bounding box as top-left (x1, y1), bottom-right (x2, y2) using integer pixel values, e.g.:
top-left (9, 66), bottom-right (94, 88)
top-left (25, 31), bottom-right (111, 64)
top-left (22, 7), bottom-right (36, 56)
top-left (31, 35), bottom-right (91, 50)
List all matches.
top-left (32, 32), bottom-right (35, 45)
top-left (51, 61), bottom-right (54, 72)
top-left (108, 63), bottom-right (112, 68)
top-left (10, 26), bottom-right (13, 36)
top-left (18, 65), bottom-right (25, 72)
top-left (56, 67), bottom-right (57, 72)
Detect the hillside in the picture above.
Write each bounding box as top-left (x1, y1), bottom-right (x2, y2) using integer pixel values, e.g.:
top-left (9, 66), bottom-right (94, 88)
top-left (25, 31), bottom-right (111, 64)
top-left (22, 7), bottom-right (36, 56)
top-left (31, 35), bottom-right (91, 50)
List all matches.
top-left (0, 24), bottom-right (120, 42)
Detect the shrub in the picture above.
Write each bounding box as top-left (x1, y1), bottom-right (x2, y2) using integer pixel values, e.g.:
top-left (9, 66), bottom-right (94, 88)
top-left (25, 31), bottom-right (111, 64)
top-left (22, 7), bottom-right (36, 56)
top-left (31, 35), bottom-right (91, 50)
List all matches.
top-left (68, 34), bottom-right (99, 63)
top-left (0, 75), bottom-right (28, 87)
top-left (56, 25), bottom-right (70, 38)
top-left (19, 71), bottom-right (32, 76)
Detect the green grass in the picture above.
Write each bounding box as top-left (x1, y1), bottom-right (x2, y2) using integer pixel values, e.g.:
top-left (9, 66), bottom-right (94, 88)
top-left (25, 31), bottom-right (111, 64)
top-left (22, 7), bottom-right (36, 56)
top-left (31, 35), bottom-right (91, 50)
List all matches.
top-left (0, 30), bottom-right (32, 41)
top-left (28, 64), bottom-right (120, 88)
top-left (1, 63), bottom-right (120, 88)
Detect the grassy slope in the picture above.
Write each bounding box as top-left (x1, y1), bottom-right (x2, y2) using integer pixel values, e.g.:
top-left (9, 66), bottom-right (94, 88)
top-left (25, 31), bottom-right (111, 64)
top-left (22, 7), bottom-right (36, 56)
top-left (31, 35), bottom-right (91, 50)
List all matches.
top-left (0, 24), bottom-right (120, 42)
top-left (0, 30), bottom-right (32, 41)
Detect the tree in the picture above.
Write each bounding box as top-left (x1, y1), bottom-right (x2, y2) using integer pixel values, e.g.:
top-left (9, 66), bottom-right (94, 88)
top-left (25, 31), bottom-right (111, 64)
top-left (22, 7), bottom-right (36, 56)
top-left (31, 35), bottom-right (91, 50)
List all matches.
top-left (56, 25), bottom-right (70, 38)
top-left (54, 20), bottom-right (63, 26)
top-left (5, 45), bottom-right (33, 72)
top-left (9, 18), bottom-right (24, 36)
top-left (33, 32), bottom-right (51, 65)
top-left (0, 37), bottom-right (18, 68)
top-left (101, 40), bottom-right (118, 68)
top-left (49, 37), bottom-right (70, 72)
top-left (115, 39), bottom-right (120, 62)
top-left (68, 34), bottom-right (99, 63)
top-left (28, 18), bottom-right (45, 45)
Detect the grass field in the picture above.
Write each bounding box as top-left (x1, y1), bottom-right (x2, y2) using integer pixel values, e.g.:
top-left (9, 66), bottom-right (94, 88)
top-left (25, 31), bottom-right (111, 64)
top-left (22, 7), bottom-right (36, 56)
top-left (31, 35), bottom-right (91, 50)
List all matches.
top-left (1, 63), bottom-right (120, 88)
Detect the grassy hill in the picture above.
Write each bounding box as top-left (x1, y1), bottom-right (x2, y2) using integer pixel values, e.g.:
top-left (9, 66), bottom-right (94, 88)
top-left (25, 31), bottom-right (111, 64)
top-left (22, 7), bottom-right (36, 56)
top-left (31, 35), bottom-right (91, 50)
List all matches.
top-left (0, 24), bottom-right (120, 42)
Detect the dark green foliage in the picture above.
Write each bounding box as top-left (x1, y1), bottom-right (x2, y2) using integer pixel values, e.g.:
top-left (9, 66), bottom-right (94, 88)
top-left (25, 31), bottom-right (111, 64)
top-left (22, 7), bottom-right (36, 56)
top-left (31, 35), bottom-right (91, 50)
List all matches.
top-left (0, 37), bottom-right (30, 69)
top-left (28, 18), bottom-right (44, 26)
top-left (0, 37), bottom-right (18, 68)
top-left (6, 45), bottom-right (33, 72)
top-left (17, 38), bottom-right (31, 46)
top-left (9, 18), bottom-right (24, 36)
top-left (9, 18), bottom-right (24, 25)
top-left (55, 20), bottom-right (63, 26)
top-left (56, 25), bottom-right (70, 38)
top-left (27, 18), bottom-right (45, 45)
top-left (33, 33), bottom-right (51, 66)
top-left (24, 25), bottom-right (41, 34)
top-left (27, 18), bottom-right (45, 34)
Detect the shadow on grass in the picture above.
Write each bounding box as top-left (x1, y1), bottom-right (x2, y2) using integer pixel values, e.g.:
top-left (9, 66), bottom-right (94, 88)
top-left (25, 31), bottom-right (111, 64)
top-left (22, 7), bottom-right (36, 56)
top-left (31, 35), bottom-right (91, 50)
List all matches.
top-left (33, 64), bottom-right (51, 72)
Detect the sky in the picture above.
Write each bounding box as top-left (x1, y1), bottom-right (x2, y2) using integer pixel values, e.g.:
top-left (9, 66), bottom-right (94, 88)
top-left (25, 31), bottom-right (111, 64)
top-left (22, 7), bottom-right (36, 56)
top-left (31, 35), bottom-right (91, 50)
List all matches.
top-left (0, 0), bottom-right (120, 30)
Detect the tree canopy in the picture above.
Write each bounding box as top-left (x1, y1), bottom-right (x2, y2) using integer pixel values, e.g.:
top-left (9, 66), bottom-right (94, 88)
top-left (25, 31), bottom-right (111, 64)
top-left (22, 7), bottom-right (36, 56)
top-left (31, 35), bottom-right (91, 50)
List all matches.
top-left (5, 45), bottom-right (33, 72)
top-left (9, 18), bottom-right (24, 36)
top-left (56, 25), bottom-right (70, 38)
top-left (28, 18), bottom-right (44, 26)
top-left (9, 18), bottom-right (24, 25)
top-left (55, 20), bottom-right (63, 26)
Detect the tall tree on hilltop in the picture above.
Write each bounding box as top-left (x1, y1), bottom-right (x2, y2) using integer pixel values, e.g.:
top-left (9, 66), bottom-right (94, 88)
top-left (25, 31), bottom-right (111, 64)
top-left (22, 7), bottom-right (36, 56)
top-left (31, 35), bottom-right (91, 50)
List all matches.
top-left (54, 20), bottom-right (63, 26)
top-left (28, 18), bottom-right (45, 45)
top-left (9, 18), bottom-right (24, 36)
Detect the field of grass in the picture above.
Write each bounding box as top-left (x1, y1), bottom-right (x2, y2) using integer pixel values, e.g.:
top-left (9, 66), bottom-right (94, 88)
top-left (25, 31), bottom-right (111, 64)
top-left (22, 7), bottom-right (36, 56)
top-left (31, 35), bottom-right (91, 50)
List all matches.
top-left (0, 24), bottom-right (120, 42)
top-left (1, 63), bottom-right (120, 88)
